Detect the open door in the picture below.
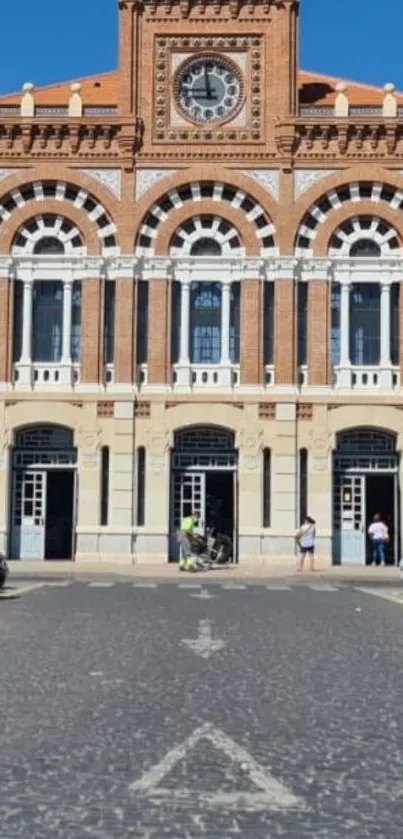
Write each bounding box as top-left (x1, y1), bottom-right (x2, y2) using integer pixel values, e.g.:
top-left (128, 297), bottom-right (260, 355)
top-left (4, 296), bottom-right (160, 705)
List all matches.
top-left (233, 470), bottom-right (238, 564)
top-left (11, 470), bottom-right (47, 559)
top-left (170, 471), bottom-right (206, 561)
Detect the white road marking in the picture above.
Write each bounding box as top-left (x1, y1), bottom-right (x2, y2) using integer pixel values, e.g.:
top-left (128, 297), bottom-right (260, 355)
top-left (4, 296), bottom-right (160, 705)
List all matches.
top-left (190, 588), bottom-right (216, 599)
top-left (87, 581), bottom-right (115, 588)
top-left (308, 583), bottom-right (339, 592)
top-left (222, 584), bottom-right (246, 591)
top-left (181, 619), bottom-right (225, 659)
top-left (266, 585), bottom-right (292, 591)
top-left (354, 586), bottom-right (403, 604)
top-left (1, 582), bottom-right (47, 597)
top-left (45, 580), bottom-right (72, 587)
top-left (178, 583), bottom-right (201, 590)
top-left (129, 722), bottom-right (304, 811)
top-left (132, 582), bottom-right (158, 589)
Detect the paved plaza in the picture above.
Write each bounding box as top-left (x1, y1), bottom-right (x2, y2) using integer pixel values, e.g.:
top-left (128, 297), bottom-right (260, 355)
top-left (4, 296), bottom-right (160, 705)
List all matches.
top-left (0, 578), bottom-right (403, 838)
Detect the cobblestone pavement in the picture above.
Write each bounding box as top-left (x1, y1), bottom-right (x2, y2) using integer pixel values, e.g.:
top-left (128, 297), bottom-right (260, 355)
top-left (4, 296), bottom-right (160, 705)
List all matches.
top-left (0, 583), bottom-right (403, 838)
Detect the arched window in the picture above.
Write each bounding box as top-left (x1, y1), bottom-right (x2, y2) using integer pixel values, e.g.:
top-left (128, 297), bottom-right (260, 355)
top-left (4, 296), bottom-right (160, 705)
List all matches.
top-left (190, 282), bottom-right (222, 364)
top-left (190, 238), bottom-right (222, 257)
top-left (33, 237), bottom-right (65, 255)
top-left (350, 239), bottom-right (381, 258)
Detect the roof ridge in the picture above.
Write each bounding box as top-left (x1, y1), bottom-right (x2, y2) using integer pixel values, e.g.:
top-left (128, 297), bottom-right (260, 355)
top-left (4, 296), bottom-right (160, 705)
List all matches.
top-left (301, 68), bottom-right (402, 95)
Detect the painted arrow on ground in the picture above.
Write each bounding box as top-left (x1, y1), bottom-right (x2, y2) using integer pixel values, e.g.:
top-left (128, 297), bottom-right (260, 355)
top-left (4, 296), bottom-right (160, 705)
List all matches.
top-left (181, 619), bottom-right (225, 659)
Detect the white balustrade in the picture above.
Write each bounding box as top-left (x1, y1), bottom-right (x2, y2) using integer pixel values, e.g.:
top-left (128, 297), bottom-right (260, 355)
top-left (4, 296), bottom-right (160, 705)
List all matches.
top-left (173, 364), bottom-right (240, 389)
top-left (333, 365), bottom-right (400, 390)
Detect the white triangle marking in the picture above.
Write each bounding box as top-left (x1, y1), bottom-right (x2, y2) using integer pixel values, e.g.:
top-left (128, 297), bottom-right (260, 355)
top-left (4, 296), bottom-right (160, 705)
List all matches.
top-left (129, 723), bottom-right (303, 811)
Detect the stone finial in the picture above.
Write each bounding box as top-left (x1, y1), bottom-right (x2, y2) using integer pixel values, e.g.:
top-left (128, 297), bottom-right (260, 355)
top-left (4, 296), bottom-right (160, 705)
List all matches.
top-left (69, 82), bottom-right (83, 117)
top-left (20, 82), bottom-right (35, 117)
top-left (383, 83), bottom-right (397, 118)
top-left (334, 82), bottom-right (349, 118)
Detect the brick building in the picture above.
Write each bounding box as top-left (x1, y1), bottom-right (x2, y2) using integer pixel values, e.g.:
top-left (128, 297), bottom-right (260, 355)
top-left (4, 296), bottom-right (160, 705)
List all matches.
top-left (0, 0), bottom-right (402, 565)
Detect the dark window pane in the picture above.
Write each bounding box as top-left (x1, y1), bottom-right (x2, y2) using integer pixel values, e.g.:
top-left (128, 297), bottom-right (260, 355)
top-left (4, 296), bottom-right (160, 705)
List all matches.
top-left (71, 281), bottom-right (82, 363)
top-left (100, 446), bottom-right (110, 526)
top-left (137, 281), bottom-right (149, 365)
top-left (32, 281), bottom-right (63, 362)
top-left (190, 282), bottom-right (221, 364)
top-left (297, 283), bottom-right (308, 367)
top-left (230, 282), bottom-right (240, 364)
top-left (350, 283), bottom-right (380, 365)
top-left (171, 281), bottom-right (181, 365)
top-left (34, 237), bottom-right (65, 255)
top-left (331, 282), bottom-right (341, 366)
top-left (390, 283), bottom-right (400, 366)
top-left (350, 239), bottom-right (381, 258)
top-left (263, 282), bottom-right (274, 365)
top-left (104, 281), bottom-right (115, 365)
top-left (299, 448), bottom-right (308, 524)
top-left (13, 280), bottom-right (23, 362)
top-left (262, 448), bottom-right (271, 528)
top-left (137, 447), bottom-right (146, 526)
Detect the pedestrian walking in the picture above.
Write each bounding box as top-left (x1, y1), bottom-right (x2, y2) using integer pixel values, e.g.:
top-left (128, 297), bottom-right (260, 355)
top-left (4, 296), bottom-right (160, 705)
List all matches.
top-left (178, 511), bottom-right (199, 572)
top-left (367, 514), bottom-right (389, 567)
top-left (295, 516), bottom-right (316, 572)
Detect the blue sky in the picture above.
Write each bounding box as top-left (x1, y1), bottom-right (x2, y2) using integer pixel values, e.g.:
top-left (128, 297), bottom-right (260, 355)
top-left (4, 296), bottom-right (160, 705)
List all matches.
top-left (0, 0), bottom-right (401, 94)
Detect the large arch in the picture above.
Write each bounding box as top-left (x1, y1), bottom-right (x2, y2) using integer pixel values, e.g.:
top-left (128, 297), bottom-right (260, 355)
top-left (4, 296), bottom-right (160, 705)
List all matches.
top-left (0, 173), bottom-right (119, 255)
top-left (0, 200), bottom-right (100, 255)
top-left (135, 180), bottom-right (277, 257)
top-left (327, 405), bottom-right (403, 448)
top-left (290, 166), bottom-right (403, 255)
top-left (155, 201), bottom-right (260, 256)
top-left (11, 213), bottom-right (86, 256)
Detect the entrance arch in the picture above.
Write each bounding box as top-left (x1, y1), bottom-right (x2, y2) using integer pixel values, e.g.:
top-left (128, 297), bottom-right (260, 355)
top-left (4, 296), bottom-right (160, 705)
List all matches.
top-left (170, 425), bottom-right (238, 562)
top-left (333, 427), bottom-right (398, 566)
top-left (11, 424), bottom-right (77, 560)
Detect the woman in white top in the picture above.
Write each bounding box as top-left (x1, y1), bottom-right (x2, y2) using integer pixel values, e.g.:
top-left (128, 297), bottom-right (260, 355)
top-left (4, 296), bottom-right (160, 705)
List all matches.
top-left (367, 514), bottom-right (389, 567)
top-left (295, 516), bottom-right (316, 572)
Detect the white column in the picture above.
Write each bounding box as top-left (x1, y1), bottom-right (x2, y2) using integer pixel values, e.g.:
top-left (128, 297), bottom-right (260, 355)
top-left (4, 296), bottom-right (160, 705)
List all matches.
top-left (175, 281), bottom-right (191, 388)
top-left (179, 281), bottom-right (190, 364)
top-left (219, 280), bottom-right (232, 386)
top-left (340, 281), bottom-right (350, 365)
top-left (17, 278), bottom-right (33, 386)
top-left (60, 279), bottom-right (73, 384)
top-left (20, 280), bottom-right (33, 363)
top-left (380, 282), bottom-right (393, 388)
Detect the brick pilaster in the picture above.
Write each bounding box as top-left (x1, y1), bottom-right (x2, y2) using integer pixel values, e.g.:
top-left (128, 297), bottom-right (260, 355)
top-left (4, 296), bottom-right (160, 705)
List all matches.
top-left (81, 278), bottom-right (102, 384)
top-left (274, 279), bottom-right (296, 385)
top-left (399, 282), bottom-right (403, 381)
top-left (308, 280), bottom-right (329, 386)
top-left (115, 278), bottom-right (136, 383)
top-left (147, 279), bottom-right (170, 385)
top-left (240, 280), bottom-right (263, 385)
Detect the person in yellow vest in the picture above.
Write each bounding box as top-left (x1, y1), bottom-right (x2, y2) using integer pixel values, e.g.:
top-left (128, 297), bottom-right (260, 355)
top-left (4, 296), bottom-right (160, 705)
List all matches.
top-left (178, 512), bottom-right (199, 571)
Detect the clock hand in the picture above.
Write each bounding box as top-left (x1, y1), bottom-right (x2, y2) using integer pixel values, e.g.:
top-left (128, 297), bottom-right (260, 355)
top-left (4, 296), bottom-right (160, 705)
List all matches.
top-left (204, 64), bottom-right (212, 99)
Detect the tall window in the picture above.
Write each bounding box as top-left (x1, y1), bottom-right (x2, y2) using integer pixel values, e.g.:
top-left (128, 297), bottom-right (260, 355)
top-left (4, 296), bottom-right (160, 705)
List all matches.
top-left (104, 281), bottom-right (115, 365)
top-left (71, 281), bottom-right (82, 363)
top-left (350, 283), bottom-right (380, 365)
top-left (13, 280), bottom-right (23, 362)
top-left (100, 446), bottom-right (110, 526)
top-left (390, 283), bottom-right (400, 366)
top-left (171, 281), bottom-right (181, 365)
top-left (263, 282), bottom-right (275, 365)
top-left (262, 448), bottom-right (271, 528)
top-left (137, 281), bottom-right (149, 365)
top-left (331, 282), bottom-right (341, 367)
top-left (230, 282), bottom-right (240, 363)
top-left (136, 446), bottom-right (146, 526)
top-left (32, 281), bottom-right (63, 362)
top-left (297, 283), bottom-right (308, 367)
top-left (299, 448), bottom-right (308, 524)
top-left (190, 282), bottom-right (222, 364)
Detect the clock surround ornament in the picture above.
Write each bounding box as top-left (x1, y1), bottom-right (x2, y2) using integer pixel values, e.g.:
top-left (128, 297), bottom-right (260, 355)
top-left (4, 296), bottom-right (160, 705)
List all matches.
top-left (173, 53), bottom-right (245, 126)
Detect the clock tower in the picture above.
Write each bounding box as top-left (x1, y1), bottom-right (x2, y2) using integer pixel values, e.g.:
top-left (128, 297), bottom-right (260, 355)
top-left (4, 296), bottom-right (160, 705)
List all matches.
top-left (118, 0), bottom-right (300, 161)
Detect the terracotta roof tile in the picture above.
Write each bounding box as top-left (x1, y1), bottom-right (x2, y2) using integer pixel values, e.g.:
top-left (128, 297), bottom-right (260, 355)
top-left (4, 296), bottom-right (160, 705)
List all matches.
top-left (0, 68), bottom-right (401, 108)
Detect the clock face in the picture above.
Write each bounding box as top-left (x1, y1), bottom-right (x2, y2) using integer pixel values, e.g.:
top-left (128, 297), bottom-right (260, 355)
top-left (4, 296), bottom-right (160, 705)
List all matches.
top-left (174, 54), bottom-right (244, 125)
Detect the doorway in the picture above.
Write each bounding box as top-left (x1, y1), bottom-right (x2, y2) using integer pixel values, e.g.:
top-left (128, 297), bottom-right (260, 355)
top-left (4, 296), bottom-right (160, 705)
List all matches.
top-left (365, 474), bottom-right (396, 565)
top-left (45, 471), bottom-right (75, 559)
top-left (205, 471), bottom-right (234, 544)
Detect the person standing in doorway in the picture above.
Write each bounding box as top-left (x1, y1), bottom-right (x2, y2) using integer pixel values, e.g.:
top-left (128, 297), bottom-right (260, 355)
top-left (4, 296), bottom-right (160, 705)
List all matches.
top-left (368, 514), bottom-right (389, 567)
top-left (295, 516), bottom-right (316, 572)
